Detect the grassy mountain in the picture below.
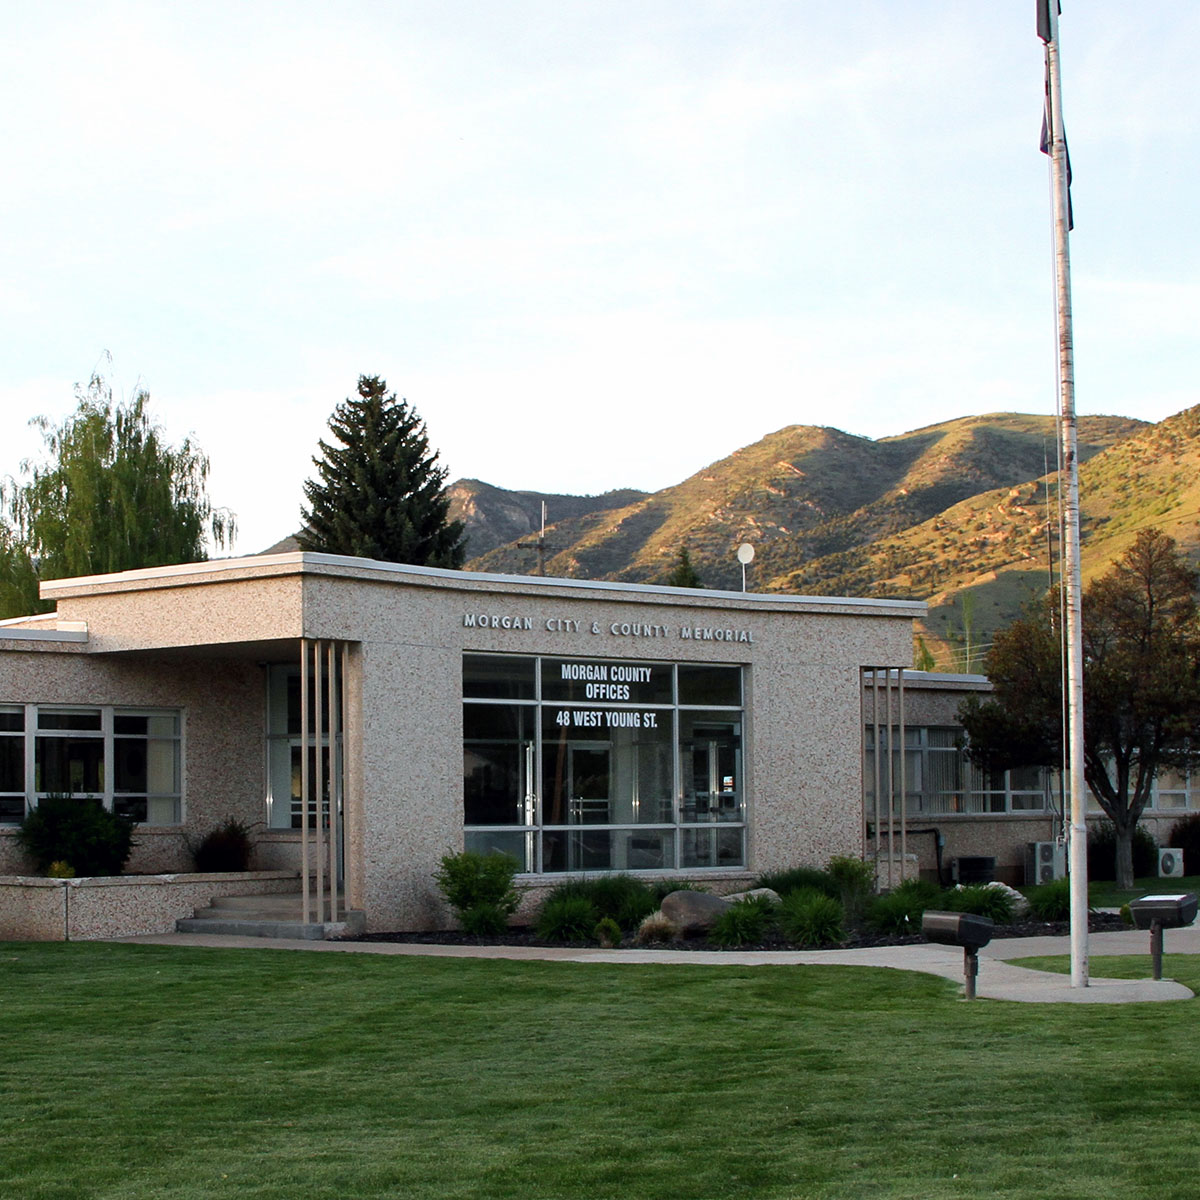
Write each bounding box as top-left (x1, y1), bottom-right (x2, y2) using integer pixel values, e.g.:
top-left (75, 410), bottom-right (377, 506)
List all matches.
top-left (765, 408), bottom-right (1200, 669)
top-left (447, 480), bottom-right (648, 561)
top-left (463, 413), bottom-right (1144, 600)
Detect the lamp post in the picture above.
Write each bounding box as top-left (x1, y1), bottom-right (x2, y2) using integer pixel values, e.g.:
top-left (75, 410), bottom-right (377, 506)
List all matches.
top-left (736, 542), bottom-right (754, 592)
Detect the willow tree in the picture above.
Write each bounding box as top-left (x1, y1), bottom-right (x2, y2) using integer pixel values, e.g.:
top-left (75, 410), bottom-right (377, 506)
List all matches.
top-left (0, 374), bottom-right (235, 617)
top-left (299, 375), bottom-right (465, 567)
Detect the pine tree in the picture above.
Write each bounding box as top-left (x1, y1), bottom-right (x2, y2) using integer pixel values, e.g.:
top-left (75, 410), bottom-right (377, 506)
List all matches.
top-left (666, 546), bottom-right (703, 588)
top-left (299, 375), bottom-right (465, 567)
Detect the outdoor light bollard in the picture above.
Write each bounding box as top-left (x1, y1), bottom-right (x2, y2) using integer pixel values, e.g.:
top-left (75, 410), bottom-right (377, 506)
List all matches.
top-left (1127, 894), bottom-right (1198, 981)
top-left (921, 911), bottom-right (995, 1000)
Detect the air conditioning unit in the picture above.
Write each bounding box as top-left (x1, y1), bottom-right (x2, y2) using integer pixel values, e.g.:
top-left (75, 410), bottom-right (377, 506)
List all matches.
top-left (1025, 841), bottom-right (1065, 885)
top-left (1158, 848), bottom-right (1185, 879)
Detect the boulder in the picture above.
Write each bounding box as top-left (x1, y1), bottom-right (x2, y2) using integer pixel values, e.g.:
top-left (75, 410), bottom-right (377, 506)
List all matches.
top-left (724, 887), bottom-right (782, 906)
top-left (660, 889), bottom-right (730, 933)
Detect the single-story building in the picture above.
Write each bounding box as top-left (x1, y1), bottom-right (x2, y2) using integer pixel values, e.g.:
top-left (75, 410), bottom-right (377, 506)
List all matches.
top-left (5, 554), bottom-right (1193, 938)
top-left (0, 552), bottom-right (922, 932)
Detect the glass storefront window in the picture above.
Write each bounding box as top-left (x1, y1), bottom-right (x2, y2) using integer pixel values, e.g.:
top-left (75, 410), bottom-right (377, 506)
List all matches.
top-left (463, 655), bottom-right (746, 874)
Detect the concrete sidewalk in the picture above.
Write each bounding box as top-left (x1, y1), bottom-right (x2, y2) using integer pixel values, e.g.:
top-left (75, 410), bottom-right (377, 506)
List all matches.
top-left (115, 923), bottom-right (1200, 1005)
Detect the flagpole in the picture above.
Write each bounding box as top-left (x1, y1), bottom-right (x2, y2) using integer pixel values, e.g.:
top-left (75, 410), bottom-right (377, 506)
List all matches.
top-left (1041, 1), bottom-right (1088, 988)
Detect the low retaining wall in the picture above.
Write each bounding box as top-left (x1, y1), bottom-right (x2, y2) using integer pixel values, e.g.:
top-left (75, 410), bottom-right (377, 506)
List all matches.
top-left (0, 871), bottom-right (300, 941)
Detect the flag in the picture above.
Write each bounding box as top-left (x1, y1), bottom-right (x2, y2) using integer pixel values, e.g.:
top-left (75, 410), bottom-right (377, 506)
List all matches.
top-left (1037, 0), bottom-right (1061, 43)
top-left (1040, 105), bottom-right (1074, 230)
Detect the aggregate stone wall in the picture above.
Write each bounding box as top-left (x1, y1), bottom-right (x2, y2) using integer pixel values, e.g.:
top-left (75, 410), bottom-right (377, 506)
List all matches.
top-left (0, 871), bottom-right (299, 941)
top-left (0, 651), bottom-right (265, 876)
top-left (302, 571), bottom-right (916, 931)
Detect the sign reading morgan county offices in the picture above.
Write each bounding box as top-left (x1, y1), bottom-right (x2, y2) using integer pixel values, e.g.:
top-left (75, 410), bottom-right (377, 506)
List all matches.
top-left (462, 611), bottom-right (755, 644)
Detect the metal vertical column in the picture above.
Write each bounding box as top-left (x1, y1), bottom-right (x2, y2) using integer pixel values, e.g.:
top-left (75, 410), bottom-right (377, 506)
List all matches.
top-left (327, 639), bottom-right (340, 922)
top-left (313, 640), bottom-right (325, 924)
top-left (300, 640), bottom-right (311, 925)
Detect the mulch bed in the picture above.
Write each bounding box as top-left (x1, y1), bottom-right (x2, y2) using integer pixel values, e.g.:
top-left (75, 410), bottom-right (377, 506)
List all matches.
top-left (351, 912), bottom-right (1128, 953)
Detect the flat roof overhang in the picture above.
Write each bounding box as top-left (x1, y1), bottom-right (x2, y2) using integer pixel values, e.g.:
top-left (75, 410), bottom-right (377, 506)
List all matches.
top-left (40, 550), bottom-right (927, 620)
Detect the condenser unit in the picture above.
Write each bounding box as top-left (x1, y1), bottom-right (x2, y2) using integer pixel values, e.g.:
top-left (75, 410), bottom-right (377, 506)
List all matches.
top-left (1158, 848), bottom-right (1186, 879)
top-left (1025, 841), bottom-right (1065, 885)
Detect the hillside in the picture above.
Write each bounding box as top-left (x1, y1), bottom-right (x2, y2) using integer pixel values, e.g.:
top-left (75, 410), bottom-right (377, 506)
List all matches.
top-left (463, 412), bottom-right (1144, 597)
top-left (447, 480), bottom-right (648, 561)
top-left (766, 407), bottom-right (1200, 668)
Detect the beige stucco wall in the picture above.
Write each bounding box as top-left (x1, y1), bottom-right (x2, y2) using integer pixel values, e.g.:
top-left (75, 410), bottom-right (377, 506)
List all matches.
top-left (11, 554), bottom-right (925, 931)
top-left (294, 565), bottom-right (917, 930)
top-left (0, 648), bottom-right (266, 875)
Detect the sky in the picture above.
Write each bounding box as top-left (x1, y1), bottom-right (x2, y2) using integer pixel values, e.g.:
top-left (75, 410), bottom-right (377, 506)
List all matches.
top-left (1, 1), bottom-right (1197, 555)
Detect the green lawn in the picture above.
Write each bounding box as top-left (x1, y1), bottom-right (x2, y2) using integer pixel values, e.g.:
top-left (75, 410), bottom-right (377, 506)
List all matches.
top-left (2, 942), bottom-right (1199, 1200)
top-left (1088, 873), bottom-right (1200, 908)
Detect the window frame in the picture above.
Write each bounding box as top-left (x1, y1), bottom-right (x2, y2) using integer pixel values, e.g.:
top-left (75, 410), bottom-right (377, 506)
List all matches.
top-left (463, 653), bottom-right (746, 875)
top-left (0, 703), bottom-right (184, 826)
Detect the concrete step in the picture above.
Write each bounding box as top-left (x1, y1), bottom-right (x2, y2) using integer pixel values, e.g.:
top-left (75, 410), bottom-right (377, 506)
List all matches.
top-left (175, 891), bottom-right (364, 940)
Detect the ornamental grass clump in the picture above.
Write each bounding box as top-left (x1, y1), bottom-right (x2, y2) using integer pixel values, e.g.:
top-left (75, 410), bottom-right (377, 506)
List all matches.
top-left (434, 851), bottom-right (520, 932)
top-left (867, 877), bottom-right (941, 934)
top-left (634, 910), bottom-right (678, 944)
top-left (579, 874), bottom-right (658, 930)
top-left (1025, 876), bottom-right (1072, 922)
top-left (536, 894), bottom-right (598, 943)
top-left (709, 896), bottom-right (774, 947)
top-left (826, 855), bottom-right (875, 920)
top-left (755, 865), bottom-right (838, 899)
top-left (943, 883), bottom-right (1015, 924)
top-left (778, 888), bottom-right (845, 948)
top-left (189, 817), bottom-right (255, 872)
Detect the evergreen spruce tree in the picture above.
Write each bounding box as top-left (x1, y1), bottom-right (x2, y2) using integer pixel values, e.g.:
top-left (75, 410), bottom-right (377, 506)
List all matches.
top-left (299, 375), bottom-right (465, 567)
top-left (666, 546), bottom-right (703, 588)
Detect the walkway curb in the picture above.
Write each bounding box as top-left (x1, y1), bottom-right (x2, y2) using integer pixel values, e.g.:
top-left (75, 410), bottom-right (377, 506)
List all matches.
top-left (111, 924), bottom-right (1199, 1005)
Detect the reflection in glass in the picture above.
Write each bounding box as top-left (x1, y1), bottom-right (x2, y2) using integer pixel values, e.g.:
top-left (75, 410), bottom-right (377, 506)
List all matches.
top-left (680, 714), bottom-right (741, 823)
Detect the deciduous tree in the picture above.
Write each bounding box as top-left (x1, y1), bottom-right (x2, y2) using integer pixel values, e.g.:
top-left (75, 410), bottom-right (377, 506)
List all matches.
top-left (299, 375), bottom-right (465, 568)
top-left (959, 529), bottom-right (1200, 888)
top-left (0, 373), bottom-right (234, 618)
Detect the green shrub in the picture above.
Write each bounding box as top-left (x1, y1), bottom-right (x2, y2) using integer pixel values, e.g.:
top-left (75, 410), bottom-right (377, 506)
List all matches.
top-left (537, 875), bottom-right (658, 931)
top-left (594, 917), bottom-right (623, 948)
top-left (17, 794), bottom-right (135, 877)
top-left (755, 866), bottom-right (838, 899)
top-left (778, 889), bottom-right (845, 947)
top-left (867, 878), bottom-right (940, 934)
top-left (434, 851), bottom-right (520, 927)
top-left (826, 855), bottom-right (875, 919)
top-left (47, 860), bottom-right (75, 879)
top-left (1026, 876), bottom-right (1071, 921)
top-left (189, 818), bottom-right (255, 872)
top-left (709, 897), bottom-right (772, 947)
top-left (943, 883), bottom-right (1014, 923)
top-left (459, 902), bottom-right (511, 936)
top-left (536, 894), bottom-right (598, 943)
top-left (1087, 821), bottom-right (1157, 880)
top-left (583, 875), bottom-right (658, 930)
top-left (1167, 813), bottom-right (1200, 874)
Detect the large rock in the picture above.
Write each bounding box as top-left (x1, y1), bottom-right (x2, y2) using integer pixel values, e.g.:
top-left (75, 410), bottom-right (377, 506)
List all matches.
top-left (724, 887), bottom-right (782, 906)
top-left (660, 889), bottom-right (730, 934)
